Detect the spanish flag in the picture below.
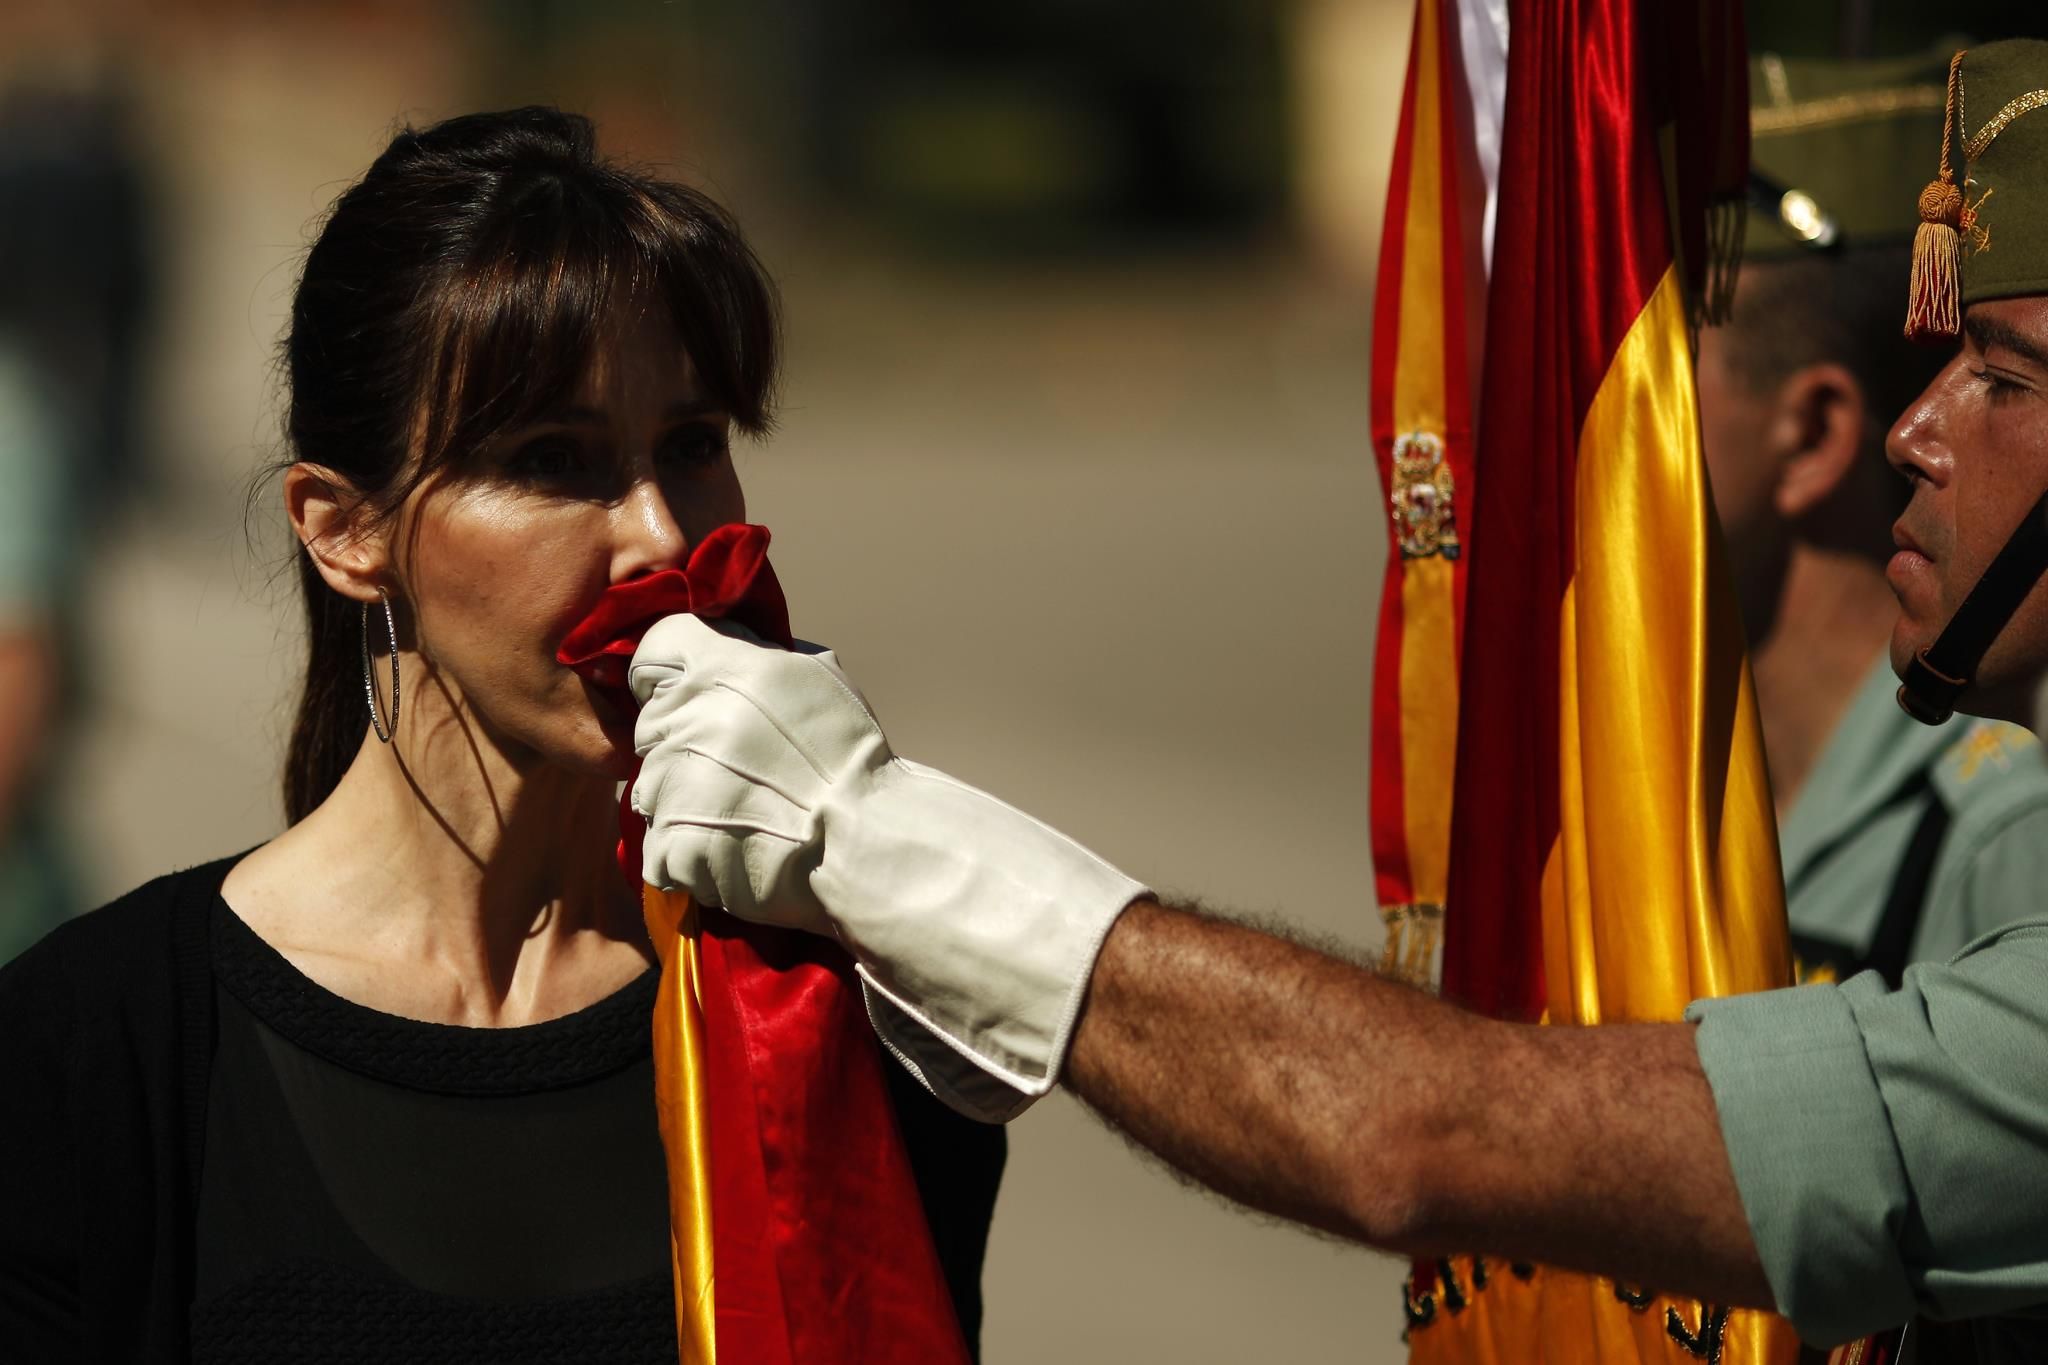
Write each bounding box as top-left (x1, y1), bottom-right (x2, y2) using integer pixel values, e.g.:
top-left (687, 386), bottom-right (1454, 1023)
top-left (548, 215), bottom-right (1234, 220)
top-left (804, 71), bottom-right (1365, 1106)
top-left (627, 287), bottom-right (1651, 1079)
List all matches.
top-left (1367, 0), bottom-right (1490, 992)
top-left (558, 525), bottom-right (970, 1364)
top-left (1373, 1), bottom-right (1802, 1360)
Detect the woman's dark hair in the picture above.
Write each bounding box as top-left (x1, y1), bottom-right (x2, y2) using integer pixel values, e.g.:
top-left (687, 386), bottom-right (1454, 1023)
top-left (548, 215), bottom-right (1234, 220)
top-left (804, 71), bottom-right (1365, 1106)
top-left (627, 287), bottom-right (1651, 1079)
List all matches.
top-left (279, 106), bottom-right (779, 822)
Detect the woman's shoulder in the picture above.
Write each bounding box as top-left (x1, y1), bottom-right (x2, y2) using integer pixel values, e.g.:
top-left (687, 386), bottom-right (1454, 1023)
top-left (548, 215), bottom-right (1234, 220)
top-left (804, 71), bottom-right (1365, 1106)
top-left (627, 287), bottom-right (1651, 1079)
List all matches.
top-left (1, 851), bottom-right (245, 1015)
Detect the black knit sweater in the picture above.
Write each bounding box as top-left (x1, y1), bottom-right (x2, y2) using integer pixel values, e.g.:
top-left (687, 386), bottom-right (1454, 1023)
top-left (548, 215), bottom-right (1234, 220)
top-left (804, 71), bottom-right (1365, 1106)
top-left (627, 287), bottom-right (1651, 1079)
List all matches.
top-left (0, 855), bottom-right (1003, 1362)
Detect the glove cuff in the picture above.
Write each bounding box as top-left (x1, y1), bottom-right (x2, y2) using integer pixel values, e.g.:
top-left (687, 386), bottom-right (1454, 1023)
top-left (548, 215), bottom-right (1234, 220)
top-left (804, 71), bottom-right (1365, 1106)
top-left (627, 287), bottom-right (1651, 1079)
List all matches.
top-left (854, 861), bottom-right (1144, 1123)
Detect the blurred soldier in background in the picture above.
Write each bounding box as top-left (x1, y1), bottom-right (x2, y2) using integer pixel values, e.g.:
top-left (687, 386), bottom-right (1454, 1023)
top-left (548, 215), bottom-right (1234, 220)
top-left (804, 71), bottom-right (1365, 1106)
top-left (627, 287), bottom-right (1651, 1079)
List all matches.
top-left (1697, 46), bottom-right (2048, 986)
top-left (0, 79), bottom-right (152, 962)
top-left (0, 330), bottom-right (77, 964)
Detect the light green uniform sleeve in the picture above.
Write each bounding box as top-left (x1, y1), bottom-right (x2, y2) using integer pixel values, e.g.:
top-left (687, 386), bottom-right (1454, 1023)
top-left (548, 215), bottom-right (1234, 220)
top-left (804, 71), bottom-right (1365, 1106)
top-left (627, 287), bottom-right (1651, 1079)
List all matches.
top-left (0, 344), bottom-right (71, 628)
top-left (1688, 923), bottom-right (2048, 1345)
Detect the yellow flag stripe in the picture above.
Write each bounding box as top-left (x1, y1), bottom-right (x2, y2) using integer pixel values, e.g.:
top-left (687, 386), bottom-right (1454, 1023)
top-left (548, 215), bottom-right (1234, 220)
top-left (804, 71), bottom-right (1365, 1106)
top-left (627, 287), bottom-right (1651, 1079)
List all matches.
top-left (644, 885), bottom-right (718, 1364)
top-left (1539, 266), bottom-right (1794, 1360)
top-left (1390, 0), bottom-right (1459, 907)
top-left (1408, 267), bottom-right (1797, 1364)
top-left (1546, 264), bottom-right (1790, 1026)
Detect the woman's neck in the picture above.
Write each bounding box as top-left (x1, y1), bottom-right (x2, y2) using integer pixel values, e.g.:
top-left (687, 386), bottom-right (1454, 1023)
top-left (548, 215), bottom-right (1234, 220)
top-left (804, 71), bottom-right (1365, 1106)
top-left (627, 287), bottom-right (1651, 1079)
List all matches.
top-left (225, 671), bottom-right (650, 1027)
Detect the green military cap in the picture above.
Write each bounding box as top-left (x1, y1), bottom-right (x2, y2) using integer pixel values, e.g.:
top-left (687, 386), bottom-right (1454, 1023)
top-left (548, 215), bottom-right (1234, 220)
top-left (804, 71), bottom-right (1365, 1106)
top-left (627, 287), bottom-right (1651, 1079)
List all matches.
top-left (1747, 46), bottom-right (1957, 260)
top-left (1907, 38), bottom-right (2048, 339)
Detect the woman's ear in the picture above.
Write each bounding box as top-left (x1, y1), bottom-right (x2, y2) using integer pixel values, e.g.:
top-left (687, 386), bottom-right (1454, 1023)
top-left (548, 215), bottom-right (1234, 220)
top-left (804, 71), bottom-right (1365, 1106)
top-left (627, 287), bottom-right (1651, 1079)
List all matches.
top-left (286, 463), bottom-right (388, 603)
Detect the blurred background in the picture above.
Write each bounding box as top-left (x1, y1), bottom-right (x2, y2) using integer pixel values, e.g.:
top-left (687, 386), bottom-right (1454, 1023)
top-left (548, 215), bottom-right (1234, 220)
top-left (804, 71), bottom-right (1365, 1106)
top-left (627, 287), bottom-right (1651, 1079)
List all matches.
top-left (2, 1), bottom-right (2044, 1360)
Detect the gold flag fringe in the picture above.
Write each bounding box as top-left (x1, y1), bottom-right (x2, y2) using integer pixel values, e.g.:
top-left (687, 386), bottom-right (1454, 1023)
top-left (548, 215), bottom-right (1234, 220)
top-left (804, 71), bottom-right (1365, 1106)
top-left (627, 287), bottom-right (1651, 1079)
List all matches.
top-left (1699, 194), bottom-right (1745, 328)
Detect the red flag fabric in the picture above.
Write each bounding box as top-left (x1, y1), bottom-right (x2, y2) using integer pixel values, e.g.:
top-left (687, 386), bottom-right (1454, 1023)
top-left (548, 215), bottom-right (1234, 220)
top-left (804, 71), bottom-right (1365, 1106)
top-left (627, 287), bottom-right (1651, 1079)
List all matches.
top-left (1367, 0), bottom-right (1492, 990)
top-left (555, 522), bottom-right (791, 689)
top-left (558, 523), bottom-right (969, 1365)
top-left (556, 522), bottom-right (791, 886)
top-left (1401, 0), bottom-right (1800, 1359)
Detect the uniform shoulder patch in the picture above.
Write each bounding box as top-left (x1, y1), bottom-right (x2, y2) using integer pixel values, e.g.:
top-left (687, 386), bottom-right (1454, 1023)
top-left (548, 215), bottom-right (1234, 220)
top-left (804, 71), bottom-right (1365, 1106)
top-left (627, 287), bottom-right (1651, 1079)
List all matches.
top-left (1932, 720), bottom-right (2048, 814)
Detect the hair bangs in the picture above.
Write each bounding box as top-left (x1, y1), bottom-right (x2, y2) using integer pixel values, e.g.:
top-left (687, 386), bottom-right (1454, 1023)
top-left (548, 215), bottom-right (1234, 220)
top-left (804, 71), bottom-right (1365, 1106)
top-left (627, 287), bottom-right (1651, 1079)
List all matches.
top-left (627, 182), bottom-right (781, 436)
top-left (416, 171), bottom-right (780, 478)
top-left (416, 189), bottom-right (621, 475)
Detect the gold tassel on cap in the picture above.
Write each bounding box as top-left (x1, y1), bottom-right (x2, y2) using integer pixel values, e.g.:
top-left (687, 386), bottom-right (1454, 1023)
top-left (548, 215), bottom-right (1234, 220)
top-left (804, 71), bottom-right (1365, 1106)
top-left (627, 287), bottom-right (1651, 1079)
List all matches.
top-left (1908, 176), bottom-right (1963, 340)
top-left (1907, 51), bottom-right (1968, 341)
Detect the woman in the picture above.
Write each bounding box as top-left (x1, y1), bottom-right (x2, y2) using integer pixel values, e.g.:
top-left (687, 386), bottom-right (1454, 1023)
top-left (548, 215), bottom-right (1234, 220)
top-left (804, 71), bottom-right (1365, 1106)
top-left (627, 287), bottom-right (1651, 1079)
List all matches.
top-left (0, 108), bottom-right (1002, 1362)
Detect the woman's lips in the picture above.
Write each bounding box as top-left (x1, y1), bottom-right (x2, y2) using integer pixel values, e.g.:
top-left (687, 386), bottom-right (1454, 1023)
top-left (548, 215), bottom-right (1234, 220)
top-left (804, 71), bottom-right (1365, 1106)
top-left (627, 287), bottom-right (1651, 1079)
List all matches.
top-left (568, 655), bottom-right (636, 730)
top-left (580, 654), bottom-right (630, 692)
top-left (583, 673), bottom-right (639, 739)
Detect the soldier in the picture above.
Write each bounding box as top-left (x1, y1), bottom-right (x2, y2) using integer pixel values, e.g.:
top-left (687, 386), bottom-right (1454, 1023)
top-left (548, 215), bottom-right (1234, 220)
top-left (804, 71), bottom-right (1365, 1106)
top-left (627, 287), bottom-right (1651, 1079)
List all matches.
top-left (628, 38), bottom-right (2048, 1357)
top-left (1700, 46), bottom-right (2048, 986)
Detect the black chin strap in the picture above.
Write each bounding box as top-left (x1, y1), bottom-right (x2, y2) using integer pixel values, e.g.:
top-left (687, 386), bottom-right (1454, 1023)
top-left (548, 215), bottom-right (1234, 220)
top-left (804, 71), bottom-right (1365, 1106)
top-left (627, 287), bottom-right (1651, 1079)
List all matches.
top-left (1897, 490), bottom-right (2048, 725)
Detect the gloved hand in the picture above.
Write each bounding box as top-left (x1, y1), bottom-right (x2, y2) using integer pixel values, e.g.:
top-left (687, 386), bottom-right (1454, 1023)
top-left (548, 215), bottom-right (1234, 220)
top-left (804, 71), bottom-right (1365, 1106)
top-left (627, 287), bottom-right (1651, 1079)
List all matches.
top-left (628, 615), bottom-right (1149, 1122)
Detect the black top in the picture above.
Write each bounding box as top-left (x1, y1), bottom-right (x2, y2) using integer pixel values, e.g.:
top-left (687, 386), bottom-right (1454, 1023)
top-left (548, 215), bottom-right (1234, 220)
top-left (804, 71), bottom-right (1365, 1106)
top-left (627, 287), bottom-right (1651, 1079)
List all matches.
top-left (0, 854), bottom-right (1003, 1363)
top-left (192, 902), bottom-right (675, 1361)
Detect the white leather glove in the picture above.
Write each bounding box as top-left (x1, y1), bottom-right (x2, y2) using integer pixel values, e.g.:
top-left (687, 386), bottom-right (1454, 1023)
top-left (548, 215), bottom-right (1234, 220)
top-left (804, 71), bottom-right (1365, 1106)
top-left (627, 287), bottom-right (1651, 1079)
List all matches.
top-left (628, 615), bottom-right (1149, 1122)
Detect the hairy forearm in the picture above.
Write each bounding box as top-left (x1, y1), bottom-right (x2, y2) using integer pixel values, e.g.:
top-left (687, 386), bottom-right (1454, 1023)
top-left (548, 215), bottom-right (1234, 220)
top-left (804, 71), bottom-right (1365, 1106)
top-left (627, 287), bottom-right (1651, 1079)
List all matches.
top-left (1064, 899), bottom-right (1772, 1308)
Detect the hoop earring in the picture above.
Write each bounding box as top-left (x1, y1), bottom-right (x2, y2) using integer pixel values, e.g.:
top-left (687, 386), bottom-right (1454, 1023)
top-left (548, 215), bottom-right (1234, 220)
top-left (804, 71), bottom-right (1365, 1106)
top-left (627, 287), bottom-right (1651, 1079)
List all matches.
top-left (360, 588), bottom-right (400, 744)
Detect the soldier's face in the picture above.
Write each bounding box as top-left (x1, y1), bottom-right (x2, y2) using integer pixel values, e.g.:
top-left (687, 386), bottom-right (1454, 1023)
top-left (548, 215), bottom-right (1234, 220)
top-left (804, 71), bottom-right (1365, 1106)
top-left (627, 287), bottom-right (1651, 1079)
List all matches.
top-left (1886, 296), bottom-right (2048, 714)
